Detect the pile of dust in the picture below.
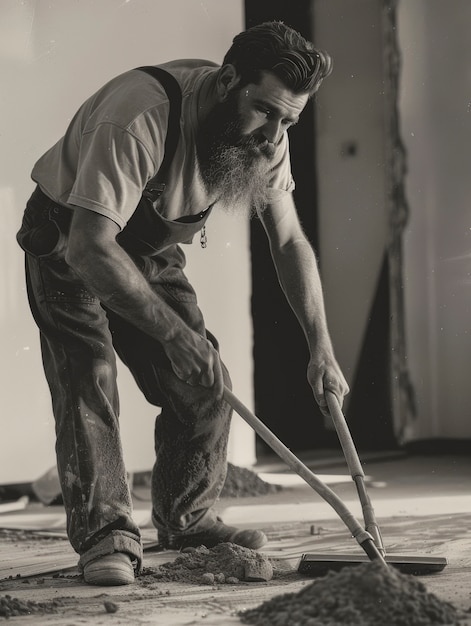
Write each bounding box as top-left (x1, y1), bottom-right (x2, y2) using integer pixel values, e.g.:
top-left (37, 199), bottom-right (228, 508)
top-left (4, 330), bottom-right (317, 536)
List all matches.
top-left (220, 463), bottom-right (282, 498)
top-left (146, 543), bottom-right (273, 585)
top-left (239, 561), bottom-right (465, 626)
top-left (0, 595), bottom-right (64, 619)
top-left (134, 463), bottom-right (282, 498)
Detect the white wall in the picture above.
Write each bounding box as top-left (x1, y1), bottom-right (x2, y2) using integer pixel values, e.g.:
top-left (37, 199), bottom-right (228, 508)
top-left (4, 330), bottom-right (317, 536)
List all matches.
top-left (0, 0), bottom-right (256, 484)
top-left (398, 0), bottom-right (471, 439)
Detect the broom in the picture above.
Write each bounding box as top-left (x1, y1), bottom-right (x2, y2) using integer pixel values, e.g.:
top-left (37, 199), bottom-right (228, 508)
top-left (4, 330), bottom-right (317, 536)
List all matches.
top-left (223, 386), bottom-right (447, 576)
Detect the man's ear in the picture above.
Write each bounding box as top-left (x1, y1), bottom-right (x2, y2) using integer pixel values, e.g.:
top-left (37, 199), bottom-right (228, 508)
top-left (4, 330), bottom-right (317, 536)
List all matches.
top-left (216, 64), bottom-right (241, 101)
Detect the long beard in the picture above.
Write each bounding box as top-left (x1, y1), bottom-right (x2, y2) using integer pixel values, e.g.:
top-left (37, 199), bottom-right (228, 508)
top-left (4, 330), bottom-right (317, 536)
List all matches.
top-left (196, 96), bottom-right (275, 217)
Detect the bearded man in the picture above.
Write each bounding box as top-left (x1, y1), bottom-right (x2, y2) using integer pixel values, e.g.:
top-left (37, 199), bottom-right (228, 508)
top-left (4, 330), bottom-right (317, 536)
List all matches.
top-left (16, 21), bottom-right (349, 586)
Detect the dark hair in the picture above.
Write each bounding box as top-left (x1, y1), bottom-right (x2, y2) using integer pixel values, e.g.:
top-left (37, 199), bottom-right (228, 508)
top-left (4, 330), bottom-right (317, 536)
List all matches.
top-left (223, 21), bottom-right (333, 95)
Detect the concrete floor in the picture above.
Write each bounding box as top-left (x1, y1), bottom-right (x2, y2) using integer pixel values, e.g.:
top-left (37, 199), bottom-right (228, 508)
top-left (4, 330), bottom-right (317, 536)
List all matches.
top-left (0, 452), bottom-right (470, 624)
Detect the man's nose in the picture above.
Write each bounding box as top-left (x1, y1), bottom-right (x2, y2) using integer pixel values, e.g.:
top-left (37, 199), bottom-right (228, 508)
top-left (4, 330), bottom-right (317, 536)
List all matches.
top-left (261, 119), bottom-right (282, 144)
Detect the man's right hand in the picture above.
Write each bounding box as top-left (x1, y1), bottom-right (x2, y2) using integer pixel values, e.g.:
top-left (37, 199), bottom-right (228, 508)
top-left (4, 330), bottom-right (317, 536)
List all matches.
top-left (163, 328), bottom-right (224, 397)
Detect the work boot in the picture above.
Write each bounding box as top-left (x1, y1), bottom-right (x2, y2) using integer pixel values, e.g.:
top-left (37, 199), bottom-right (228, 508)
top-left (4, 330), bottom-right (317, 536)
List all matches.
top-left (83, 552), bottom-right (135, 586)
top-left (158, 518), bottom-right (267, 551)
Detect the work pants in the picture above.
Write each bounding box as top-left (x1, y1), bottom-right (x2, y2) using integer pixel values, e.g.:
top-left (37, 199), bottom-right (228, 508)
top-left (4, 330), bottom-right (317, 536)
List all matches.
top-left (17, 187), bottom-right (232, 571)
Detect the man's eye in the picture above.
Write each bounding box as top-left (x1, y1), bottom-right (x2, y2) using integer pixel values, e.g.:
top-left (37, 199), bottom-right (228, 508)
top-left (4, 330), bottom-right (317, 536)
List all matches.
top-left (257, 107), bottom-right (271, 117)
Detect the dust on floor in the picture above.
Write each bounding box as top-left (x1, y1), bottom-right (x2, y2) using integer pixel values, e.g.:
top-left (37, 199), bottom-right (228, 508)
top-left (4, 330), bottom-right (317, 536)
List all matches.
top-left (1, 456), bottom-right (471, 625)
top-left (1, 514), bottom-right (471, 625)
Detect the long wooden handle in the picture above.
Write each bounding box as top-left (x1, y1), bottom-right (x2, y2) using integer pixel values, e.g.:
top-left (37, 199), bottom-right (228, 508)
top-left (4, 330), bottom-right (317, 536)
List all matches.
top-left (325, 391), bottom-right (385, 555)
top-left (223, 386), bottom-right (385, 561)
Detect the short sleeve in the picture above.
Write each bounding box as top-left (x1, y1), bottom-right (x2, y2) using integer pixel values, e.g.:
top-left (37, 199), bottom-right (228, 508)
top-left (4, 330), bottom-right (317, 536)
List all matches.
top-left (266, 133), bottom-right (296, 203)
top-left (67, 123), bottom-right (158, 229)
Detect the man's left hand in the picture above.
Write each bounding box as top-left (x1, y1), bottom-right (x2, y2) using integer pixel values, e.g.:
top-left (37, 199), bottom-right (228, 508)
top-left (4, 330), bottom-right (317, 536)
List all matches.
top-left (307, 349), bottom-right (349, 418)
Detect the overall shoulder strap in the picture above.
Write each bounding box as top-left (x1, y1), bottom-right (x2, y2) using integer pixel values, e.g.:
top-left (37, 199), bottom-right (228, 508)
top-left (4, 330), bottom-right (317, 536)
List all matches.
top-left (135, 66), bottom-right (182, 201)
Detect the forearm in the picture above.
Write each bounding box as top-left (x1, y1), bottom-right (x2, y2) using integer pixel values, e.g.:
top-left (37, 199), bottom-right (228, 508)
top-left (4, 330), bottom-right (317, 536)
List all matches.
top-left (68, 241), bottom-right (185, 344)
top-left (65, 204), bottom-right (221, 390)
top-left (271, 237), bottom-right (349, 408)
top-left (260, 195), bottom-right (348, 406)
top-left (271, 238), bottom-right (333, 354)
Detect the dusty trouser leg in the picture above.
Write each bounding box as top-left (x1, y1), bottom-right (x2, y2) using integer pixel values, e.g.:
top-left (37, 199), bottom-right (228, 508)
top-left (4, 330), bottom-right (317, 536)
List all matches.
top-left (107, 246), bottom-right (233, 538)
top-left (23, 251), bottom-right (142, 571)
top-left (151, 352), bottom-right (233, 535)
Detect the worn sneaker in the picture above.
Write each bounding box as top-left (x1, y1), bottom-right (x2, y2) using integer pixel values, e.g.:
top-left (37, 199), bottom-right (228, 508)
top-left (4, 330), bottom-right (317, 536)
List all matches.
top-left (83, 552), bottom-right (134, 586)
top-left (159, 519), bottom-right (267, 551)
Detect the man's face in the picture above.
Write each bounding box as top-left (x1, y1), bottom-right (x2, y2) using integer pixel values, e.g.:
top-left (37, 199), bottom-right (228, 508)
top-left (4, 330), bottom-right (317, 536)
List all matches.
top-left (196, 71), bottom-right (308, 215)
top-left (232, 71), bottom-right (309, 151)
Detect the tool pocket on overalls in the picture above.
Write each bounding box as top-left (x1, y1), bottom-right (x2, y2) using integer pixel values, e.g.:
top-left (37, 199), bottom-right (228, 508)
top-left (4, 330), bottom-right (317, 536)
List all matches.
top-left (17, 205), bottom-right (70, 259)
